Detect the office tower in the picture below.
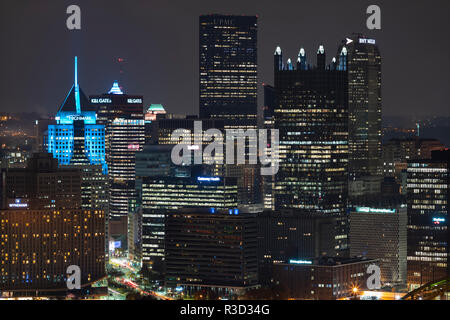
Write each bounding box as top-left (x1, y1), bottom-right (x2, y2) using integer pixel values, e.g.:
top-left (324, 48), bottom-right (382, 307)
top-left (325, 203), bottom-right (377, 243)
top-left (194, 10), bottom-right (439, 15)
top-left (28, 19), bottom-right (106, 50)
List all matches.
top-left (0, 207), bottom-right (105, 294)
top-left (273, 44), bottom-right (349, 255)
top-left (165, 207), bottom-right (258, 294)
top-left (199, 15), bottom-right (260, 206)
top-left (136, 144), bottom-right (188, 178)
top-left (382, 138), bottom-right (445, 181)
top-left (341, 34), bottom-right (382, 179)
top-left (66, 162), bottom-right (109, 257)
top-left (129, 144), bottom-right (191, 263)
top-left (47, 57), bottom-right (107, 174)
top-left (140, 176), bottom-right (238, 271)
top-left (3, 153), bottom-right (82, 210)
top-left (350, 206), bottom-right (407, 286)
top-left (262, 84), bottom-right (276, 210)
top-left (257, 210), bottom-right (337, 284)
top-left (153, 116), bottom-right (224, 147)
top-left (348, 176), bottom-right (383, 199)
top-left (135, 144), bottom-right (191, 202)
top-left (0, 153), bottom-right (105, 294)
top-left (272, 257), bottom-right (379, 300)
top-left (90, 83), bottom-right (145, 221)
top-left (0, 150), bottom-right (31, 169)
top-left (34, 118), bottom-right (54, 153)
top-left (199, 14), bottom-right (257, 128)
top-left (152, 115), bottom-right (224, 177)
top-left (144, 104), bottom-right (166, 144)
top-left (406, 150), bottom-right (449, 289)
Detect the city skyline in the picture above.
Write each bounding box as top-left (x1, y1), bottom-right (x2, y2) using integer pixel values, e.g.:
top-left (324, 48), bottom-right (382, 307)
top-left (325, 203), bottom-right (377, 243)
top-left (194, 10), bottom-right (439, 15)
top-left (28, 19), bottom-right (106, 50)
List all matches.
top-left (0, 1), bottom-right (449, 304)
top-left (0, 0), bottom-right (449, 117)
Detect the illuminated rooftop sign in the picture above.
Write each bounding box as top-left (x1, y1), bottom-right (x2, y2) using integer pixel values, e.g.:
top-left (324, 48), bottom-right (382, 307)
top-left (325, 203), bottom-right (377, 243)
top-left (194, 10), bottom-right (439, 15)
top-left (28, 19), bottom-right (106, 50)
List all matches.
top-left (197, 177), bottom-right (220, 182)
top-left (127, 98), bottom-right (143, 104)
top-left (8, 199), bottom-right (28, 209)
top-left (359, 38), bottom-right (376, 44)
top-left (56, 111), bottom-right (97, 125)
top-left (289, 259), bottom-right (312, 265)
top-left (356, 207), bottom-right (396, 214)
top-left (91, 98), bottom-right (112, 104)
top-left (433, 217), bottom-right (445, 225)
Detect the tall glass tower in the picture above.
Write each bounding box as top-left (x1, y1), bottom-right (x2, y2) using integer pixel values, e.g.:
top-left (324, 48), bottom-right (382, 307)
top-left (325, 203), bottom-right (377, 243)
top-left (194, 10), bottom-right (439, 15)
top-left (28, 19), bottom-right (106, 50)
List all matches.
top-left (340, 34), bottom-right (382, 179)
top-left (199, 14), bottom-right (258, 128)
top-left (273, 44), bottom-right (349, 255)
top-left (199, 15), bottom-right (260, 205)
top-left (406, 150), bottom-right (449, 289)
top-left (90, 84), bottom-right (145, 220)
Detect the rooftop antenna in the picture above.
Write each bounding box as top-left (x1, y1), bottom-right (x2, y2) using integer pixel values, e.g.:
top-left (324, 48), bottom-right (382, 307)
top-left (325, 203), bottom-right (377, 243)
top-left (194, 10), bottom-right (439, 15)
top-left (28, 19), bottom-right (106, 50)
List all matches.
top-left (416, 122), bottom-right (420, 137)
top-left (117, 57), bottom-right (126, 92)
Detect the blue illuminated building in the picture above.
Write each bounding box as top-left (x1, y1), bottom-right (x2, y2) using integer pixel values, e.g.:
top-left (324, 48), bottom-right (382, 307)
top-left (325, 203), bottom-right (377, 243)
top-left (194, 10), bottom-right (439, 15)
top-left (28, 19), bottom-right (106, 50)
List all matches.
top-left (47, 57), bottom-right (107, 174)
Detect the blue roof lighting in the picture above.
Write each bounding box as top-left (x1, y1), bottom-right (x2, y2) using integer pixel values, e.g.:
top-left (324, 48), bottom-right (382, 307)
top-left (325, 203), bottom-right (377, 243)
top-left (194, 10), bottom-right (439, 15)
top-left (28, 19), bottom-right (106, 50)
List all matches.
top-left (74, 56), bottom-right (81, 114)
top-left (108, 81), bottom-right (124, 95)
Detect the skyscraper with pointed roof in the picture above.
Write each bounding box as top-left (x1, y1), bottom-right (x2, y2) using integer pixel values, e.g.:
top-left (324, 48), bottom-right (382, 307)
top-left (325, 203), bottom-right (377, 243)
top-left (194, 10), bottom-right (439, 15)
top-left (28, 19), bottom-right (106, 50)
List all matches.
top-left (47, 57), bottom-right (107, 174)
top-left (90, 83), bottom-right (145, 220)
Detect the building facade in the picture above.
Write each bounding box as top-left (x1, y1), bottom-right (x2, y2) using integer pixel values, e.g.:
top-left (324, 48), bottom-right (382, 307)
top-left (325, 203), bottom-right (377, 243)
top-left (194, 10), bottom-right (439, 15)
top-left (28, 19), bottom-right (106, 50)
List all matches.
top-left (165, 207), bottom-right (258, 293)
top-left (342, 34), bottom-right (382, 179)
top-left (349, 206), bottom-right (407, 286)
top-left (199, 14), bottom-right (258, 129)
top-left (0, 153), bottom-right (106, 293)
top-left (90, 83), bottom-right (145, 220)
top-left (140, 176), bottom-right (238, 270)
top-left (273, 44), bottom-right (349, 255)
top-left (47, 57), bottom-right (107, 175)
top-left (272, 257), bottom-right (379, 300)
top-left (406, 150), bottom-right (449, 289)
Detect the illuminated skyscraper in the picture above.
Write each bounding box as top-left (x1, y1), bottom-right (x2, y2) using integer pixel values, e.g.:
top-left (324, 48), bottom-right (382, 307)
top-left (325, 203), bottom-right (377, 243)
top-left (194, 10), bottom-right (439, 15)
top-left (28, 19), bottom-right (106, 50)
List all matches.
top-left (165, 207), bottom-right (258, 293)
top-left (0, 153), bottom-right (105, 294)
top-left (199, 14), bottom-right (260, 206)
top-left (47, 57), bottom-right (107, 174)
top-left (340, 34), bottom-right (382, 179)
top-left (350, 205), bottom-right (407, 286)
top-left (90, 84), bottom-right (145, 220)
top-left (262, 84), bottom-right (276, 210)
top-left (140, 176), bottom-right (238, 271)
top-left (199, 14), bottom-right (257, 128)
top-left (273, 44), bottom-right (349, 255)
top-left (406, 150), bottom-right (449, 289)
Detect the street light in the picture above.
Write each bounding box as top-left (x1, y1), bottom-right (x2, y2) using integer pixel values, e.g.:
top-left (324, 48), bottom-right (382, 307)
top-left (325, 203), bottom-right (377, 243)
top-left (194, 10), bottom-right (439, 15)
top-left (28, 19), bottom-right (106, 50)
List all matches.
top-left (351, 286), bottom-right (359, 300)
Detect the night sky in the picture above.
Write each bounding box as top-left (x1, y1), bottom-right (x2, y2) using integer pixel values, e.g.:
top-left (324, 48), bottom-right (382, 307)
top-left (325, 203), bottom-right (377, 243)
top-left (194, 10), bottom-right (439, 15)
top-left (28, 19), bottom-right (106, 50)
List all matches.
top-left (0, 0), bottom-right (449, 117)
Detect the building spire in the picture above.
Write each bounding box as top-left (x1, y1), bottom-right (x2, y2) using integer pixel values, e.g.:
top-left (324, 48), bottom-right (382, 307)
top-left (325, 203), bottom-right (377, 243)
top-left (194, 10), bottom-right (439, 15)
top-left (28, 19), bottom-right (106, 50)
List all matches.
top-left (74, 56), bottom-right (81, 114)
